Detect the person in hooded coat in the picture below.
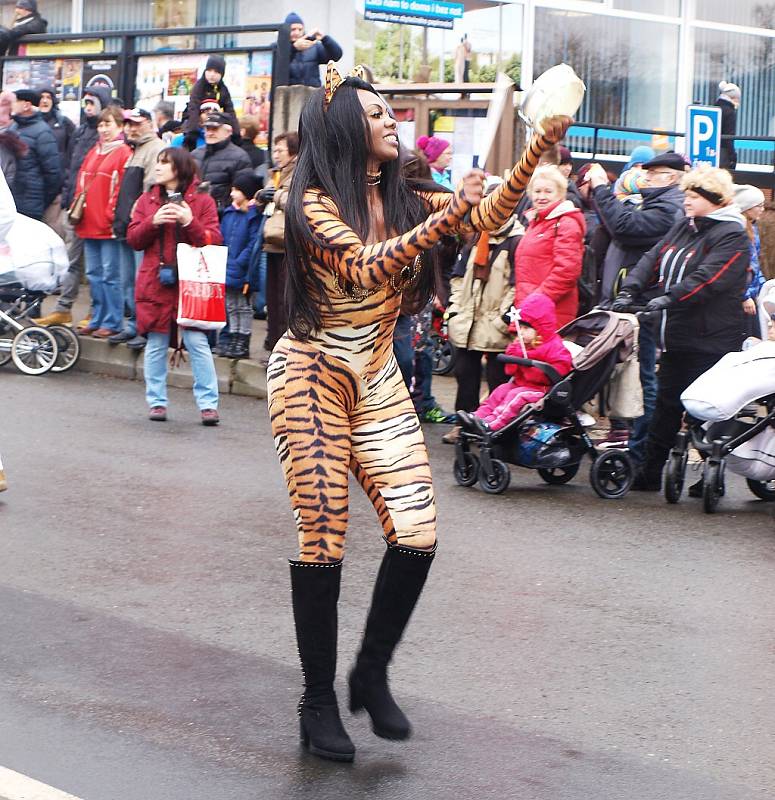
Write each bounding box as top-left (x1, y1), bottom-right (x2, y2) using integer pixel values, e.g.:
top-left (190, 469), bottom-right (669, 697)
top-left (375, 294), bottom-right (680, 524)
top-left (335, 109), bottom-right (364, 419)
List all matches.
top-left (461, 292), bottom-right (573, 432)
top-left (181, 55), bottom-right (238, 150)
top-left (514, 164), bottom-right (586, 328)
top-left (613, 164), bottom-right (750, 492)
top-left (38, 85), bottom-right (74, 236)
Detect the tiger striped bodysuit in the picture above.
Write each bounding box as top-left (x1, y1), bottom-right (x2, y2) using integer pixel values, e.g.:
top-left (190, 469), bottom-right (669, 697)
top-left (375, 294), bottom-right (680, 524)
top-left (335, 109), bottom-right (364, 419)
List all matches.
top-left (268, 120), bottom-right (569, 562)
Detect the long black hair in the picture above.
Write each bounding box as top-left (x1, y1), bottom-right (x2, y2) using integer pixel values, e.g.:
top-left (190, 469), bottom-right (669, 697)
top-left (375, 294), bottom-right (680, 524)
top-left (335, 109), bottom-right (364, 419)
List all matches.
top-left (285, 77), bottom-right (439, 340)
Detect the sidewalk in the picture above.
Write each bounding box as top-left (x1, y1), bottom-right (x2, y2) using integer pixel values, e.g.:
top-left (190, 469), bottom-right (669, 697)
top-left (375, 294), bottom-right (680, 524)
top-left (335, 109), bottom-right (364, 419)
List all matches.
top-left (34, 290), bottom-right (461, 409)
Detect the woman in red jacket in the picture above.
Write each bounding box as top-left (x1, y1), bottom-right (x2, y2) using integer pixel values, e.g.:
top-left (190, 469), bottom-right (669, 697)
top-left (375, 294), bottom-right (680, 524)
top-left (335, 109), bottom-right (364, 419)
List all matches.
top-left (75, 106), bottom-right (132, 337)
top-left (127, 147), bottom-right (223, 425)
top-left (514, 164), bottom-right (585, 328)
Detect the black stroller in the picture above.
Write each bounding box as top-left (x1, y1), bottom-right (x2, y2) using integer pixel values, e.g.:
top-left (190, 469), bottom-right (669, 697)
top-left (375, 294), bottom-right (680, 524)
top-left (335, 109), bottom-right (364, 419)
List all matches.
top-left (452, 310), bottom-right (639, 499)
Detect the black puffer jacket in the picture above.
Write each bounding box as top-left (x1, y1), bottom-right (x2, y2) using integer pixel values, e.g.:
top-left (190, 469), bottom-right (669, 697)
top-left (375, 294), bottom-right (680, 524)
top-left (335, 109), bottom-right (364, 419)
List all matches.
top-left (622, 206), bottom-right (749, 355)
top-left (717, 97), bottom-right (737, 170)
top-left (594, 183), bottom-right (685, 301)
top-left (62, 85), bottom-right (111, 208)
top-left (11, 111), bottom-right (62, 219)
top-left (191, 138), bottom-right (252, 211)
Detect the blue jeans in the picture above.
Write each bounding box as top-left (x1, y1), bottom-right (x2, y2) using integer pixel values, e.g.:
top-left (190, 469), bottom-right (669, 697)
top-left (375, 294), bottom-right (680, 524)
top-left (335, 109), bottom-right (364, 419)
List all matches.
top-left (629, 320), bottom-right (657, 463)
top-left (144, 329), bottom-right (219, 410)
top-left (119, 245), bottom-right (142, 335)
top-left (83, 238), bottom-right (123, 331)
top-left (393, 314), bottom-right (414, 389)
top-left (252, 250), bottom-right (268, 314)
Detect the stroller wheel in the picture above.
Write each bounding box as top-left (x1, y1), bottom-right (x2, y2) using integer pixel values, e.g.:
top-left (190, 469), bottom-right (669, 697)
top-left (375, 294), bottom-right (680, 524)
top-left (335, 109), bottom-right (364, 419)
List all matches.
top-left (537, 463), bottom-right (580, 485)
top-left (0, 329), bottom-right (11, 367)
top-left (431, 333), bottom-right (456, 375)
top-left (702, 460), bottom-right (724, 514)
top-left (590, 451), bottom-right (633, 499)
top-left (664, 449), bottom-right (688, 504)
top-left (746, 479), bottom-right (775, 502)
top-left (11, 326), bottom-right (58, 375)
top-left (478, 458), bottom-right (511, 494)
top-left (49, 324), bottom-right (81, 373)
top-left (453, 452), bottom-right (480, 487)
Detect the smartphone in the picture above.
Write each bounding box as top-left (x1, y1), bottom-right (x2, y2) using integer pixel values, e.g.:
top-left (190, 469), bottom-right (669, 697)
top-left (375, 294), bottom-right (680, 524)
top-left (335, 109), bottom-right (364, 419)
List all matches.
top-left (305, 34), bottom-right (316, 40)
top-left (167, 191), bottom-right (183, 205)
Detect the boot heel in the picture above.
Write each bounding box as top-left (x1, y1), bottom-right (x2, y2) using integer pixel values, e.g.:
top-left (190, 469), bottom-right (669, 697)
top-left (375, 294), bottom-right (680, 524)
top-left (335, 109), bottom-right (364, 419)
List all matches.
top-left (299, 718), bottom-right (309, 747)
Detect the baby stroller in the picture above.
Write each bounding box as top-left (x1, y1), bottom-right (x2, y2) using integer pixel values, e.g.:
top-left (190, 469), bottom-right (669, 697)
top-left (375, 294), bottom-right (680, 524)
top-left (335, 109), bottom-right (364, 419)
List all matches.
top-left (663, 340), bottom-right (775, 513)
top-left (453, 309), bottom-right (638, 498)
top-left (0, 214), bottom-right (79, 375)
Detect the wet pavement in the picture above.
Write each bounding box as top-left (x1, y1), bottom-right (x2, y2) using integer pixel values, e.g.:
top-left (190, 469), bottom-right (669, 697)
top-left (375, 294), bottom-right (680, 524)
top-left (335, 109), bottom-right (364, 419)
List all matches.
top-left (1, 370), bottom-right (773, 799)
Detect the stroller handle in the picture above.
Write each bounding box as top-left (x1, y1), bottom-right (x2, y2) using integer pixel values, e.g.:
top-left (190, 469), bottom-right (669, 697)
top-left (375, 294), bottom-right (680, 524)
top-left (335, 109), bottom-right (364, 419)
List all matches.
top-left (496, 354), bottom-right (565, 385)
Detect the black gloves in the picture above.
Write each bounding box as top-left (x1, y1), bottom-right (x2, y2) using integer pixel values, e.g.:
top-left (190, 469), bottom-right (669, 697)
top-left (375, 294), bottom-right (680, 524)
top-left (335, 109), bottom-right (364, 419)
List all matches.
top-left (257, 187), bottom-right (276, 204)
top-left (645, 294), bottom-right (675, 313)
top-left (611, 291), bottom-right (634, 313)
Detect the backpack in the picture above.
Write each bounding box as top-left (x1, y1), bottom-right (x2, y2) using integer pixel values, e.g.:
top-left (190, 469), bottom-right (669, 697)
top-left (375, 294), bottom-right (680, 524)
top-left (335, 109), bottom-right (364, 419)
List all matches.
top-left (553, 219), bottom-right (599, 315)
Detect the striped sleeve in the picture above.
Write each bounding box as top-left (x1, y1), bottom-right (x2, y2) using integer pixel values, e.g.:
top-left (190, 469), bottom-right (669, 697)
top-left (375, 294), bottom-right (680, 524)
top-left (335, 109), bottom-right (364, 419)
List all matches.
top-left (303, 188), bottom-right (470, 290)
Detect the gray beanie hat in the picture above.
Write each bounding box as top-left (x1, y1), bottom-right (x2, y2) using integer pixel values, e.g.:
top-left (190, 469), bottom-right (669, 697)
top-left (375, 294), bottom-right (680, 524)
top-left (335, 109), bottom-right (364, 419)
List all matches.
top-left (734, 184), bottom-right (765, 213)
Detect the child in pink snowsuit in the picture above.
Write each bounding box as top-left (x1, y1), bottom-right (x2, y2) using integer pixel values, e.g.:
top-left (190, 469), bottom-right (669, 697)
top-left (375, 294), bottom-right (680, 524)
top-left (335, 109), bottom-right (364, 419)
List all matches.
top-left (474, 293), bottom-right (573, 431)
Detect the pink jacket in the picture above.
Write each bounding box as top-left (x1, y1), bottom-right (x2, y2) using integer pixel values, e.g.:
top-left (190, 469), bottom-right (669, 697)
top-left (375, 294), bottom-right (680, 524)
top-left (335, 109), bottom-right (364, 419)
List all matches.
top-left (504, 292), bottom-right (573, 390)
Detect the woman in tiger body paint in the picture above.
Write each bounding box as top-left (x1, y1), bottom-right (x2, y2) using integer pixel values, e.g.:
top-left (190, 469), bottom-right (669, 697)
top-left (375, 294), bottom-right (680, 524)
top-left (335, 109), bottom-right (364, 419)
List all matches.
top-left (269, 62), bottom-right (571, 762)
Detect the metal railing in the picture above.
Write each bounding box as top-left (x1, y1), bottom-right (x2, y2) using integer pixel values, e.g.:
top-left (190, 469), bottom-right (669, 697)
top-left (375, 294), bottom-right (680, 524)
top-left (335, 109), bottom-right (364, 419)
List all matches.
top-left (567, 121), bottom-right (775, 175)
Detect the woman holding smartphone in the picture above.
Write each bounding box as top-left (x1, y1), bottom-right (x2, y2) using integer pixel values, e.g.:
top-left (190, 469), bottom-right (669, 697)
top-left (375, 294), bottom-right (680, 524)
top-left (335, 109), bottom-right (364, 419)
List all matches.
top-left (127, 147), bottom-right (223, 425)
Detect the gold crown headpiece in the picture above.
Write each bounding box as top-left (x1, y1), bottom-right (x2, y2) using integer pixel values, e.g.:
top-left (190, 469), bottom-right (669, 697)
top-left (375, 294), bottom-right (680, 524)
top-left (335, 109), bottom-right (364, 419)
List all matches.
top-left (324, 62), bottom-right (368, 111)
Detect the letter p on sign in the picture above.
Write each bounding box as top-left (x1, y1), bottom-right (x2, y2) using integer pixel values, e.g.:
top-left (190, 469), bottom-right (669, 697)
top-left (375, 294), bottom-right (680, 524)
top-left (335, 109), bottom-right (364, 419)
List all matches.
top-left (685, 105), bottom-right (722, 168)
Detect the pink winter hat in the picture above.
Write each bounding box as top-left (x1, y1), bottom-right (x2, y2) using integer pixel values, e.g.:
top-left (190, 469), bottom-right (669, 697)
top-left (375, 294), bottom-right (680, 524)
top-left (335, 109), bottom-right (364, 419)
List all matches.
top-left (416, 135), bottom-right (450, 165)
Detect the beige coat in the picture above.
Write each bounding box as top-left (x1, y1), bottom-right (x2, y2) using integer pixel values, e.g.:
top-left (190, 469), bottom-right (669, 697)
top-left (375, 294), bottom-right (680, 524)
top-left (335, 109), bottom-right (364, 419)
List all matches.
top-left (447, 220), bottom-right (524, 352)
top-left (263, 157), bottom-right (296, 254)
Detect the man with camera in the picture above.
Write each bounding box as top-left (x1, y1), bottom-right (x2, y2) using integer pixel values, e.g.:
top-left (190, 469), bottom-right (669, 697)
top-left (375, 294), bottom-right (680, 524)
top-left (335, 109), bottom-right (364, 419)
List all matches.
top-left (285, 11), bottom-right (343, 88)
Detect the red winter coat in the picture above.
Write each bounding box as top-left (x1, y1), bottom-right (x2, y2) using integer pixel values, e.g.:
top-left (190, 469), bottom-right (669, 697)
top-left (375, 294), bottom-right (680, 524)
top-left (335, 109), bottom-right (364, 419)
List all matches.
top-left (504, 292), bottom-right (573, 390)
top-left (514, 199), bottom-right (586, 328)
top-left (74, 138), bottom-right (132, 239)
top-left (127, 182), bottom-right (222, 335)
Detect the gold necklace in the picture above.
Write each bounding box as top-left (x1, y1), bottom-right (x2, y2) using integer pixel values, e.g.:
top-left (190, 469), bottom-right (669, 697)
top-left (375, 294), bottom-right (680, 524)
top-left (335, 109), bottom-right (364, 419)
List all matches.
top-left (332, 254), bottom-right (423, 300)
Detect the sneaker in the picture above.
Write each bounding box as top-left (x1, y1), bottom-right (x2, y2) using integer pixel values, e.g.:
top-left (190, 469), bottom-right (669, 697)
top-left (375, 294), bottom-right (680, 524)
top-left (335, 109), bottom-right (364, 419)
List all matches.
top-left (577, 412), bottom-right (596, 428)
top-left (597, 428), bottom-right (630, 449)
top-left (76, 317), bottom-right (91, 329)
top-left (148, 406), bottom-right (167, 422)
top-left (126, 335), bottom-right (147, 350)
top-left (442, 425), bottom-right (461, 445)
top-left (108, 330), bottom-right (135, 344)
top-left (421, 406), bottom-right (457, 424)
top-left (32, 310), bottom-right (72, 326)
top-left (201, 409), bottom-right (220, 426)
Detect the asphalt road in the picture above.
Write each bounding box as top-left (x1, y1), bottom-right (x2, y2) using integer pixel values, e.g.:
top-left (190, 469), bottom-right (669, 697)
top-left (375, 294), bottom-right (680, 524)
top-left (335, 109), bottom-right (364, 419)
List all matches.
top-left (1, 370), bottom-right (773, 800)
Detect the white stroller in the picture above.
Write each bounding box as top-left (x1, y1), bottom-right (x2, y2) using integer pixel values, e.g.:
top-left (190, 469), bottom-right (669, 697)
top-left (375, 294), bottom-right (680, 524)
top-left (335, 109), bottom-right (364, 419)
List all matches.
top-left (663, 340), bottom-right (775, 513)
top-left (0, 214), bottom-right (79, 375)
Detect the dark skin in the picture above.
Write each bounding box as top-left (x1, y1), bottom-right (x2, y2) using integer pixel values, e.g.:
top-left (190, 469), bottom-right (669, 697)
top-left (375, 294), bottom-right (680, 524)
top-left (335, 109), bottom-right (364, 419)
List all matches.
top-left (356, 89), bottom-right (485, 245)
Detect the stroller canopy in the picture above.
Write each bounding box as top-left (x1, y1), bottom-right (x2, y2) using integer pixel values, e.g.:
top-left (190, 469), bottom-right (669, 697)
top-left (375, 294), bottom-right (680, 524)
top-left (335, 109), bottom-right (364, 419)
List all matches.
top-left (0, 214), bottom-right (68, 293)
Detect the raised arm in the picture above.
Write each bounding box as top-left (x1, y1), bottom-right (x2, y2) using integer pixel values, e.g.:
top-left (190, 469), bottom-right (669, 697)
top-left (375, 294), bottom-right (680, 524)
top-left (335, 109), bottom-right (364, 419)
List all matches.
top-left (305, 184), bottom-right (473, 290)
top-left (468, 116), bottom-right (572, 232)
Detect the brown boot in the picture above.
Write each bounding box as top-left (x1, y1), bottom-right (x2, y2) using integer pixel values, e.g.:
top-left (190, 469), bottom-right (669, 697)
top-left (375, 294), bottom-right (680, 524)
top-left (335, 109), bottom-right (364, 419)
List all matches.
top-left (33, 310), bottom-right (73, 326)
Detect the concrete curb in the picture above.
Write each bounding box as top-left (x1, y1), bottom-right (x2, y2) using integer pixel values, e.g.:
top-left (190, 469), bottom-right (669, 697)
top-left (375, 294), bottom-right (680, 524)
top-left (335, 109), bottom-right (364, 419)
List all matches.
top-left (74, 337), bottom-right (267, 399)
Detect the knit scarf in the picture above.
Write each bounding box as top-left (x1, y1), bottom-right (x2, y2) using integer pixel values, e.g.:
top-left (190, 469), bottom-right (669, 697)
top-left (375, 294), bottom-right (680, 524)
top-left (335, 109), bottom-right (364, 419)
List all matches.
top-left (472, 231), bottom-right (491, 281)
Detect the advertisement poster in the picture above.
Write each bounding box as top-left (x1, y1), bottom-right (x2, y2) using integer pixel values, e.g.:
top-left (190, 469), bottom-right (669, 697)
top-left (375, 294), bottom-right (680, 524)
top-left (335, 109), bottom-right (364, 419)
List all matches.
top-left (167, 67), bottom-right (197, 98)
top-left (82, 58), bottom-right (119, 97)
top-left (223, 53), bottom-right (248, 111)
top-left (245, 51), bottom-right (273, 148)
top-left (60, 58), bottom-right (83, 101)
top-left (28, 59), bottom-right (57, 90)
top-left (2, 60), bottom-right (31, 91)
top-left (135, 55), bottom-right (168, 110)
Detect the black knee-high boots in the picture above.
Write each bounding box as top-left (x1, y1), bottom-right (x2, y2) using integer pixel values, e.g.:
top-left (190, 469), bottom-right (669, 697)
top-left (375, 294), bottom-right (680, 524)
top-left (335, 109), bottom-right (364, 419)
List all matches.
top-left (348, 541), bottom-right (436, 740)
top-left (289, 559), bottom-right (355, 762)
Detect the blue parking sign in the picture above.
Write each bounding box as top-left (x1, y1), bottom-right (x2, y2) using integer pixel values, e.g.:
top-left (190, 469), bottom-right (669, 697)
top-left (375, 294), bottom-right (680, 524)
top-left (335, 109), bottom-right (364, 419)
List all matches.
top-left (686, 105), bottom-right (722, 168)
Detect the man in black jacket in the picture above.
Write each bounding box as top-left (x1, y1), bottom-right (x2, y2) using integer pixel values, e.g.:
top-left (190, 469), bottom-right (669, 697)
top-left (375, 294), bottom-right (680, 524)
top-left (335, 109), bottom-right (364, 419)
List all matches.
top-left (0, 0), bottom-right (47, 56)
top-left (10, 88), bottom-right (61, 220)
top-left (612, 166), bottom-right (749, 491)
top-left (34, 85), bottom-right (112, 327)
top-left (588, 152), bottom-right (686, 457)
top-left (192, 112), bottom-right (252, 213)
top-left (38, 84), bottom-right (75, 235)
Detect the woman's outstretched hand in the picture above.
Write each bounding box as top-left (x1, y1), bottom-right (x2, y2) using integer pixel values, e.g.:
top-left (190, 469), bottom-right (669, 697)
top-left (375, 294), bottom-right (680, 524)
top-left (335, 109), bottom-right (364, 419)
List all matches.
top-left (538, 114), bottom-right (574, 144)
top-left (459, 168), bottom-right (487, 206)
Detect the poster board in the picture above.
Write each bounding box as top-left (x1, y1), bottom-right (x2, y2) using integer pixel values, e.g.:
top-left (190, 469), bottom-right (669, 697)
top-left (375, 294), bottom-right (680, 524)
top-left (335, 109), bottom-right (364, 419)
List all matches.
top-left (135, 50), bottom-right (273, 148)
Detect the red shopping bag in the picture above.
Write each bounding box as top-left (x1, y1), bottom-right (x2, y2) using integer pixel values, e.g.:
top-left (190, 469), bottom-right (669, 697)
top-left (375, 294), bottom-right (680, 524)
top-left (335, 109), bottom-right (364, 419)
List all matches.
top-left (176, 243), bottom-right (227, 331)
